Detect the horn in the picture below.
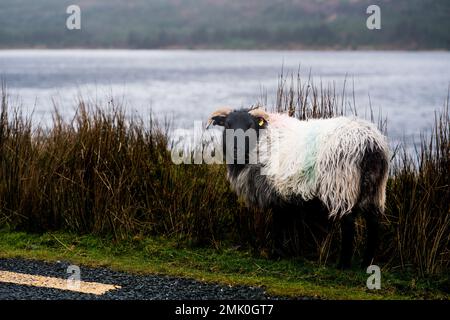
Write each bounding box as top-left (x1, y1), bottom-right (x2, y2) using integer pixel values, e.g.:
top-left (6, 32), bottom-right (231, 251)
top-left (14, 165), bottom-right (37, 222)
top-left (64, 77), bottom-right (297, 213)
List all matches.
top-left (206, 107), bottom-right (232, 128)
top-left (248, 108), bottom-right (270, 121)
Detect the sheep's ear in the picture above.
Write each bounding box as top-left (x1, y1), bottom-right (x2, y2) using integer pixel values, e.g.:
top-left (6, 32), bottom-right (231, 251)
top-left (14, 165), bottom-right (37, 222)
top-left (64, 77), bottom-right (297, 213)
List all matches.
top-left (248, 108), bottom-right (270, 126)
top-left (207, 107), bottom-right (232, 128)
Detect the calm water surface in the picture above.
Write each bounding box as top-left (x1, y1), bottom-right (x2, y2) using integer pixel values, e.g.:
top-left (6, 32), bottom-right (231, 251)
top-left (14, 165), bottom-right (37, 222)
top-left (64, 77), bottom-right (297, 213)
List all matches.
top-left (0, 50), bottom-right (449, 143)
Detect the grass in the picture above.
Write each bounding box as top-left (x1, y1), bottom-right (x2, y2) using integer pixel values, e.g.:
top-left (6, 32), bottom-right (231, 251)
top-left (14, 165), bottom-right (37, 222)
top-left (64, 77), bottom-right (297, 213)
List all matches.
top-left (0, 229), bottom-right (448, 300)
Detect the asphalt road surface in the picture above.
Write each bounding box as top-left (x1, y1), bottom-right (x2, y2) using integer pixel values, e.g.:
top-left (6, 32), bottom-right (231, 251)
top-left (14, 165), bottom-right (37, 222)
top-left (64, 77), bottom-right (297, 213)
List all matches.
top-left (0, 258), bottom-right (275, 300)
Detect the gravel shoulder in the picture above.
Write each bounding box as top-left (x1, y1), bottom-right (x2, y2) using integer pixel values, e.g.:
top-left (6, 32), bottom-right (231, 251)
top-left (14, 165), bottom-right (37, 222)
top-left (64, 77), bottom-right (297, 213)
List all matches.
top-left (0, 258), bottom-right (276, 300)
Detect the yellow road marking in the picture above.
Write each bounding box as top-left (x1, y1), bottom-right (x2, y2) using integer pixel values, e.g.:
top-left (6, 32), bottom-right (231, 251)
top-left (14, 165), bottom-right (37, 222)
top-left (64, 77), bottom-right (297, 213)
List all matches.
top-left (0, 270), bottom-right (121, 295)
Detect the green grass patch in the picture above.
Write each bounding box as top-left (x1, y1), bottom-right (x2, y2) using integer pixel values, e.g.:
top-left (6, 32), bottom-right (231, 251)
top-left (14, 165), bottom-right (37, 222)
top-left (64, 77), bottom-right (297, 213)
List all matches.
top-left (0, 230), bottom-right (447, 300)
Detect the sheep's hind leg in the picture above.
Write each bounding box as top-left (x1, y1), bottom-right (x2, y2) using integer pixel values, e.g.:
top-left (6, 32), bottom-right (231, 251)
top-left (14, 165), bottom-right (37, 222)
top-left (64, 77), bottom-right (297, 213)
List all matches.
top-left (337, 213), bottom-right (355, 269)
top-left (358, 146), bottom-right (386, 268)
top-left (361, 204), bottom-right (380, 268)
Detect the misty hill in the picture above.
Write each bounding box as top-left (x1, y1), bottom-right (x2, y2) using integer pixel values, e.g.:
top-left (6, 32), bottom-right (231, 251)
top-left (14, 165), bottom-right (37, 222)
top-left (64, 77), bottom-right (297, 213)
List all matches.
top-left (0, 0), bottom-right (449, 49)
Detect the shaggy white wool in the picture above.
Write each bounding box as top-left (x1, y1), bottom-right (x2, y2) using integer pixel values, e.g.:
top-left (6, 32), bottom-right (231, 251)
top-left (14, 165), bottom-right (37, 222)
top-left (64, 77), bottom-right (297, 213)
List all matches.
top-left (259, 113), bottom-right (389, 217)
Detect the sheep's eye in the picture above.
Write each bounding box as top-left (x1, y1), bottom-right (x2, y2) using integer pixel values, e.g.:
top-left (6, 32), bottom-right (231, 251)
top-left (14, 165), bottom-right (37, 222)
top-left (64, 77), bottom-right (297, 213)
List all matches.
top-left (258, 118), bottom-right (265, 127)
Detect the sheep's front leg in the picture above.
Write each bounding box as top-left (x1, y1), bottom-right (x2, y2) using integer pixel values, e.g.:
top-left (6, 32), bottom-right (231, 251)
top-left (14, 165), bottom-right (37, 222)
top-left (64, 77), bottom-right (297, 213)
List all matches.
top-left (270, 210), bottom-right (288, 259)
top-left (338, 213), bottom-right (355, 269)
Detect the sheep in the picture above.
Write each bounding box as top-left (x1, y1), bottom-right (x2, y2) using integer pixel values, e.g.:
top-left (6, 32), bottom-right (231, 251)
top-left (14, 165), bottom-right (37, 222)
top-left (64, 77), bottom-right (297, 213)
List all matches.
top-left (208, 107), bottom-right (389, 268)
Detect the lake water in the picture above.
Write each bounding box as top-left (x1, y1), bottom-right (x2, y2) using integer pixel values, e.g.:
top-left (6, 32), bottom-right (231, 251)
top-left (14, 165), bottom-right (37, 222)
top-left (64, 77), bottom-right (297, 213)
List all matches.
top-left (0, 50), bottom-right (449, 143)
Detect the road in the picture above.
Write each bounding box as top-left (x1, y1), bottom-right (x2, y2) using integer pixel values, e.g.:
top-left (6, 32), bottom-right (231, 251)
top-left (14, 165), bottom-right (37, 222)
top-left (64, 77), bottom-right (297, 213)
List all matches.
top-left (0, 258), bottom-right (272, 300)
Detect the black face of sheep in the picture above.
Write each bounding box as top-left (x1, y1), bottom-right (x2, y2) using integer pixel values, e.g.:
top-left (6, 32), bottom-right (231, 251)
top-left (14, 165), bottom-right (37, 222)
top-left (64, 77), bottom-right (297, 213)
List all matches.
top-left (208, 107), bottom-right (268, 166)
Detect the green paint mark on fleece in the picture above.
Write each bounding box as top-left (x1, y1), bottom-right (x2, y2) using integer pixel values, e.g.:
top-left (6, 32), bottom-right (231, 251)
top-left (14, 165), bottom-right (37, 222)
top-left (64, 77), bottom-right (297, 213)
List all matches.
top-left (299, 124), bottom-right (319, 186)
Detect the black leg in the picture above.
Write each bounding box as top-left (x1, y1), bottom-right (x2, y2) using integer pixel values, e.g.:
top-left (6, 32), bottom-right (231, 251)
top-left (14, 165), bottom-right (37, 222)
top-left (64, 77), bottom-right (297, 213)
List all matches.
top-left (270, 210), bottom-right (287, 259)
top-left (362, 206), bottom-right (380, 268)
top-left (338, 213), bottom-right (355, 269)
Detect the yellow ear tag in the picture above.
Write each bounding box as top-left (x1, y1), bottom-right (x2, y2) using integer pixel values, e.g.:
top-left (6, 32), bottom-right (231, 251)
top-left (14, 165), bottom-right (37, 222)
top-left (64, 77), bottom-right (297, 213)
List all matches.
top-left (258, 119), bottom-right (265, 127)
